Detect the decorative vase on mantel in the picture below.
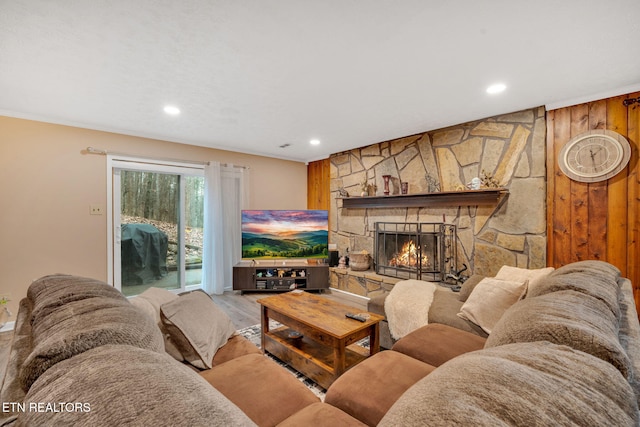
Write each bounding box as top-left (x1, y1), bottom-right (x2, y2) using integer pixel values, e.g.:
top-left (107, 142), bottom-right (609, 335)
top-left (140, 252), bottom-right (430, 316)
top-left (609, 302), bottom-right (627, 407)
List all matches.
top-left (382, 175), bottom-right (391, 195)
top-left (350, 252), bottom-right (371, 271)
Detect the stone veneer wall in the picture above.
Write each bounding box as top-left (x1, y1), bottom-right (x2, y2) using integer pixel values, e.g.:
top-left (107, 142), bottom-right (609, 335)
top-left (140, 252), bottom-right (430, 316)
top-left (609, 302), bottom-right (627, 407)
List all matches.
top-left (329, 107), bottom-right (547, 298)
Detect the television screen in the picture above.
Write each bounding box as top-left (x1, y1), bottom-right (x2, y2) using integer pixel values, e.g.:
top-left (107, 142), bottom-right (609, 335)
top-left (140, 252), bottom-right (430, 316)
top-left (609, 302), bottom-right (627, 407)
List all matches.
top-left (241, 210), bottom-right (329, 259)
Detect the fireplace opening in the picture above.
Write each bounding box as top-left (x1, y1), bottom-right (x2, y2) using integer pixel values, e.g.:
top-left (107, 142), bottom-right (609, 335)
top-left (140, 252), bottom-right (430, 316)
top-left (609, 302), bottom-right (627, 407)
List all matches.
top-left (375, 222), bottom-right (456, 281)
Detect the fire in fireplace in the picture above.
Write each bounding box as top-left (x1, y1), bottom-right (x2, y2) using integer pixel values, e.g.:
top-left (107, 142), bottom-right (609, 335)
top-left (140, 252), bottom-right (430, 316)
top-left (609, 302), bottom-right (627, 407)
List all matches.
top-left (388, 240), bottom-right (429, 270)
top-left (375, 222), bottom-right (456, 281)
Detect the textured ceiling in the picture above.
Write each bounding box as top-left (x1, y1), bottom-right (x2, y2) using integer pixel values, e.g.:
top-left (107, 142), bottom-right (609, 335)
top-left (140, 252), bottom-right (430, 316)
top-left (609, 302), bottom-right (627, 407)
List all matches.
top-left (2, 1), bottom-right (640, 163)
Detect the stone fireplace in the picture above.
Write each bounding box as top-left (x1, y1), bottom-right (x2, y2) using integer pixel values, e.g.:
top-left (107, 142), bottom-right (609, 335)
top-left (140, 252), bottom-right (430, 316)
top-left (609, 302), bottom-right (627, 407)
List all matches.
top-left (328, 106), bottom-right (548, 298)
top-left (375, 222), bottom-right (456, 281)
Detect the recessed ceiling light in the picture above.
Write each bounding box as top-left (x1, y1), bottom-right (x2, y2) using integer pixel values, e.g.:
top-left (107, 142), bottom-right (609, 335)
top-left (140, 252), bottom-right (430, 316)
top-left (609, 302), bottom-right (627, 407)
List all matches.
top-left (310, 139), bottom-right (321, 146)
top-left (163, 105), bottom-right (181, 115)
top-left (486, 83), bottom-right (507, 94)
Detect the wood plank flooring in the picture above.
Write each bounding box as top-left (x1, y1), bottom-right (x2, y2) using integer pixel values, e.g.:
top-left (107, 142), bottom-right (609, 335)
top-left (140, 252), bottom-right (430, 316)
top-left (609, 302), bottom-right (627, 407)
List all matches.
top-left (0, 289), bottom-right (366, 385)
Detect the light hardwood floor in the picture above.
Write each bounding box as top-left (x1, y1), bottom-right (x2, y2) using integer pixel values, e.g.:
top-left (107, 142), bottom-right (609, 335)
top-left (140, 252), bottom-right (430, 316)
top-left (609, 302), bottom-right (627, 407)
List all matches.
top-left (0, 289), bottom-right (367, 385)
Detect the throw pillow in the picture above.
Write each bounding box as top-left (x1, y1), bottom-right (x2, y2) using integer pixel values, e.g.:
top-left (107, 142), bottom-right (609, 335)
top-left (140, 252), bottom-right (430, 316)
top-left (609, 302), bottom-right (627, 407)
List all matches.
top-left (160, 290), bottom-right (237, 369)
top-left (457, 277), bottom-right (528, 334)
top-left (494, 265), bottom-right (554, 295)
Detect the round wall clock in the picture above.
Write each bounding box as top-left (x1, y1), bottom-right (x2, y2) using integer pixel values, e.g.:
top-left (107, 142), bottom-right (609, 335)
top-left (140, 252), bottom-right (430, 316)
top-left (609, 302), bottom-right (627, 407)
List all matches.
top-left (558, 129), bottom-right (631, 183)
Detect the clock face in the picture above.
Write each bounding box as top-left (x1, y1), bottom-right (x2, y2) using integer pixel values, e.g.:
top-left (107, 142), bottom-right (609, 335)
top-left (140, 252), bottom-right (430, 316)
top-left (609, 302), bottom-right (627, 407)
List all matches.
top-left (558, 130), bottom-right (631, 183)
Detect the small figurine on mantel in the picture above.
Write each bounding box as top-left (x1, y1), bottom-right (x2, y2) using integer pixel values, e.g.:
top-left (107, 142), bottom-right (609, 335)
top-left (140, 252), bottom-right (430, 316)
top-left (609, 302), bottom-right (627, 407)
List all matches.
top-left (360, 180), bottom-right (377, 197)
top-left (338, 255), bottom-right (347, 269)
top-left (360, 181), bottom-right (368, 197)
top-left (467, 177), bottom-right (481, 190)
top-left (425, 174), bottom-right (440, 193)
top-left (480, 169), bottom-right (500, 188)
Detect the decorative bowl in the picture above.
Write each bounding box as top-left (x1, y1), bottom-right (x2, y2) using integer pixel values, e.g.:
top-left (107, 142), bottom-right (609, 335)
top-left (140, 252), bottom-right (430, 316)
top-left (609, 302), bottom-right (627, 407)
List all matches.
top-left (350, 253), bottom-right (371, 271)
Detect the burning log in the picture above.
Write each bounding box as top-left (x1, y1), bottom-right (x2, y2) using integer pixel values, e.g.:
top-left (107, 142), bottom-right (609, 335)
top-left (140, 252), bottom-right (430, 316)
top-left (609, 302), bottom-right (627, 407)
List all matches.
top-left (388, 240), bottom-right (430, 269)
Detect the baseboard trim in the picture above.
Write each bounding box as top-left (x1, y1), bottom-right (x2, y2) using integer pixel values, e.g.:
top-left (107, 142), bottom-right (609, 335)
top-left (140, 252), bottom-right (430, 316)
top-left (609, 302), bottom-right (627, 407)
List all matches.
top-left (0, 321), bottom-right (15, 333)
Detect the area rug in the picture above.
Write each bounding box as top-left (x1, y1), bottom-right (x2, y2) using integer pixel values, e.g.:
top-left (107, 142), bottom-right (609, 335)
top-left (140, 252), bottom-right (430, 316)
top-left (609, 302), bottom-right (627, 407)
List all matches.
top-left (238, 322), bottom-right (370, 401)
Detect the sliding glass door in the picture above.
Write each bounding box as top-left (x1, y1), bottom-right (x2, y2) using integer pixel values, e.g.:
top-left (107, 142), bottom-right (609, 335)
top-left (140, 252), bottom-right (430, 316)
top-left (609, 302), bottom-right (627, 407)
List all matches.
top-left (109, 157), bottom-right (204, 297)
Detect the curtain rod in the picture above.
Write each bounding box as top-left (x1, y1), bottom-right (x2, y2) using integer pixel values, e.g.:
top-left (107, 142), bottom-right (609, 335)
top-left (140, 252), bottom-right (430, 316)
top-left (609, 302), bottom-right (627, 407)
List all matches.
top-left (85, 147), bottom-right (249, 169)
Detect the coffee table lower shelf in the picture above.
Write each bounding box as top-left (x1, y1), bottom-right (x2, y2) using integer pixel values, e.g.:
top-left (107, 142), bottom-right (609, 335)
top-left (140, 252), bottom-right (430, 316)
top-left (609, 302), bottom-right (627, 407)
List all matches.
top-left (264, 326), bottom-right (369, 390)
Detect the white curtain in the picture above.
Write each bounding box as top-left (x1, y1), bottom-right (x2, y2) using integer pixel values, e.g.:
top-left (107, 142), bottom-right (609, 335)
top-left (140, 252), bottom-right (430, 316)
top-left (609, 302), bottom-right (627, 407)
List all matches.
top-left (202, 161), bottom-right (248, 295)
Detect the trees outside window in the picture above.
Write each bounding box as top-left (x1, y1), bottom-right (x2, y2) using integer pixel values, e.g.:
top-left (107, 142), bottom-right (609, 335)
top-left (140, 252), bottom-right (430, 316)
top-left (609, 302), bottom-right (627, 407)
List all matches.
top-left (108, 157), bottom-right (204, 297)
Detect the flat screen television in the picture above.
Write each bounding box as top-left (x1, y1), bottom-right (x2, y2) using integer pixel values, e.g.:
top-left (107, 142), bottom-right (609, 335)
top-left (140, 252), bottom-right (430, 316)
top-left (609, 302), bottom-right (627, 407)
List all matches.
top-left (241, 210), bottom-right (329, 259)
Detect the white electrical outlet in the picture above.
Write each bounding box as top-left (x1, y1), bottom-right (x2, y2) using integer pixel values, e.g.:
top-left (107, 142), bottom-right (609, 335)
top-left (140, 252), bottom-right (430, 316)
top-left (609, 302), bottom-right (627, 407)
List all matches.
top-left (90, 204), bottom-right (103, 215)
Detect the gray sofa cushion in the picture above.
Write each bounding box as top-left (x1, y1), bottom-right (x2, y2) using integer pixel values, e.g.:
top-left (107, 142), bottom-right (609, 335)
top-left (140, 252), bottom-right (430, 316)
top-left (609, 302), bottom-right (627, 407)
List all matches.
top-left (485, 290), bottom-right (631, 379)
top-left (380, 342), bottom-right (639, 427)
top-left (20, 295), bottom-right (164, 391)
top-left (528, 260), bottom-right (621, 318)
top-left (550, 259), bottom-right (621, 279)
top-left (18, 344), bottom-right (256, 426)
top-left (129, 287), bottom-right (185, 361)
top-left (28, 274), bottom-right (127, 323)
top-left (428, 288), bottom-right (487, 337)
top-left (456, 274), bottom-right (485, 302)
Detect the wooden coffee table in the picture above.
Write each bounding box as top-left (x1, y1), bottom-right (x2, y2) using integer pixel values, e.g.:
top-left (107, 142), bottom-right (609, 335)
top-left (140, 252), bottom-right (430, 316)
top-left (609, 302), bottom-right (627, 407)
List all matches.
top-left (257, 291), bottom-right (384, 389)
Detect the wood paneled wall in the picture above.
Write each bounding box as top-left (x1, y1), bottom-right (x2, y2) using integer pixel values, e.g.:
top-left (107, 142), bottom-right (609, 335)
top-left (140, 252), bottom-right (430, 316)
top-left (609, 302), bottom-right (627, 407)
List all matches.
top-left (547, 92), bottom-right (640, 309)
top-left (307, 158), bottom-right (331, 210)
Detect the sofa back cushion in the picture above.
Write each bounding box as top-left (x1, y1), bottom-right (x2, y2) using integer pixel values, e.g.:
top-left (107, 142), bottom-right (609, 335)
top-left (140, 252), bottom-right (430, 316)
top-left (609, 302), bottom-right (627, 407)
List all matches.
top-left (457, 274), bottom-right (484, 302)
top-left (28, 274), bottom-right (127, 323)
top-left (20, 276), bottom-right (164, 391)
top-left (526, 260), bottom-right (621, 319)
top-left (428, 289), bottom-right (487, 337)
top-left (379, 342), bottom-right (639, 427)
top-left (19, 344), bottom-right (256, 426)
top-left (129, 287), bottom-right (185, 361)
top-left (485, 290), bottom-right (631, 379)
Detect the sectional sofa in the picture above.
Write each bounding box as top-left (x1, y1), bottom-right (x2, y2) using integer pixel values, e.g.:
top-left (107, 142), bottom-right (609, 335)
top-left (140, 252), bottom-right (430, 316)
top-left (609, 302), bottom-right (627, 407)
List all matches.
top-left (1, 260), bottom-right (639, 426)
top-left (328, 260), bottom-right (640, 425)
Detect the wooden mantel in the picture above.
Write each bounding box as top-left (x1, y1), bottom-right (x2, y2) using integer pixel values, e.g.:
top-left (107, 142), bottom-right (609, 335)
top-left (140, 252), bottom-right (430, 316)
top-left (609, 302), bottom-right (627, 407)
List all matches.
top-left (340, 188), bottom-right (508, 209)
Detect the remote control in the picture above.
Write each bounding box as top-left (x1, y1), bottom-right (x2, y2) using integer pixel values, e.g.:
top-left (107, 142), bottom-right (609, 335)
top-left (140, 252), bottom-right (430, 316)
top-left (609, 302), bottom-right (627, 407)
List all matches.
top-left (345, 313), bottom-right (367, 322)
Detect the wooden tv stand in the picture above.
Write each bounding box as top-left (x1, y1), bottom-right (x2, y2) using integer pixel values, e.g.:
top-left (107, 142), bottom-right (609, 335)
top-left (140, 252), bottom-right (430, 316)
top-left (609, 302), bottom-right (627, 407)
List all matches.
top-left (232, 261), bottom-right (329, 294)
